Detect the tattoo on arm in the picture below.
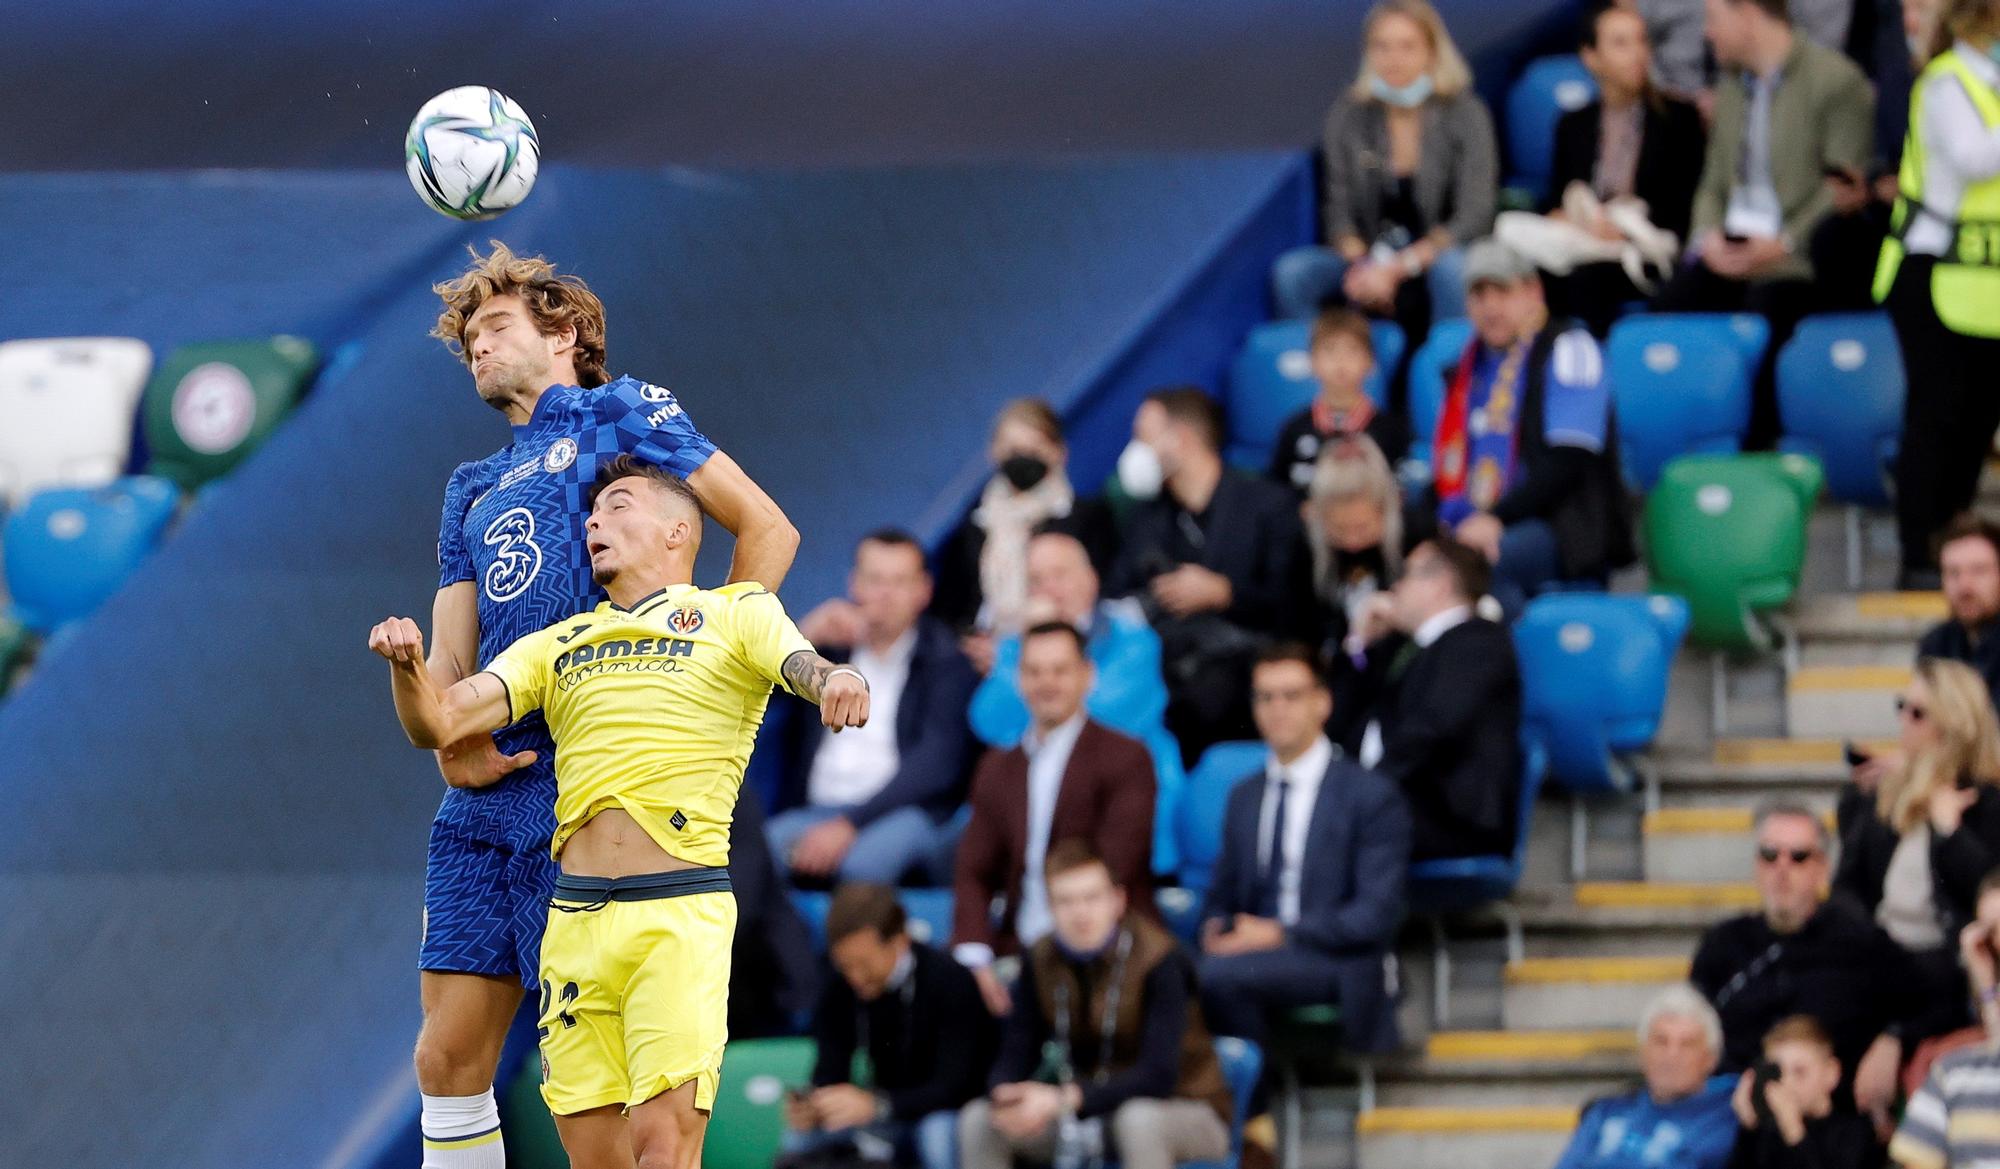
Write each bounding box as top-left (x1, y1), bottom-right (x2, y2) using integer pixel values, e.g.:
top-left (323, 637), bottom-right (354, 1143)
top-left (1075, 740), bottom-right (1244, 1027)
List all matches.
top-left (782, 650), bottom-right (836, 704)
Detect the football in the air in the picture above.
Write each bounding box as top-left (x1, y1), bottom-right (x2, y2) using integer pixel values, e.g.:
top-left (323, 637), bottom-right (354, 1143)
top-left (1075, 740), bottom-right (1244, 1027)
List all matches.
top-left (404, 86), bottom-right (540, 221)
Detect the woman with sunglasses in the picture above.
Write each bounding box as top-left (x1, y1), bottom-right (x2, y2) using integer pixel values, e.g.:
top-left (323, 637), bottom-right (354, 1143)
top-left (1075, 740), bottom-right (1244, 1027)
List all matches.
top-left (1834, 657), bottom-right (2000, 1083)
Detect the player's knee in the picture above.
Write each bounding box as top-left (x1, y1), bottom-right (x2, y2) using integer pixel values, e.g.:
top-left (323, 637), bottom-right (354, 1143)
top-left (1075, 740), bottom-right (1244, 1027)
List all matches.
top-left (412, 1030), bottom-right (485, 1093)
top-left (632, 1131), bottom-right (699, 1169)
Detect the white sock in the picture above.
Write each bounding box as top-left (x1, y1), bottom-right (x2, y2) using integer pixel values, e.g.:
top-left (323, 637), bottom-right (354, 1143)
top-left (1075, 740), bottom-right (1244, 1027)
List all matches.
top-left (420, 1090), bottom-right (506, 1169)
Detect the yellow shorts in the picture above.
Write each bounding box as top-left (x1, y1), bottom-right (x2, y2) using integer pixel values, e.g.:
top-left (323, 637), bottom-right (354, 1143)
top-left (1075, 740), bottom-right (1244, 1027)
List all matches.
top-left (536, 869), bottom-right (736, 1116)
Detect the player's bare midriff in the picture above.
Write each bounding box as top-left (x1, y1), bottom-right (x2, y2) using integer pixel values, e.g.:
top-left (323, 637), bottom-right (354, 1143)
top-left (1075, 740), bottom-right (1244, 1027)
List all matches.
top-left (558, 808), bottom-right (698, 879)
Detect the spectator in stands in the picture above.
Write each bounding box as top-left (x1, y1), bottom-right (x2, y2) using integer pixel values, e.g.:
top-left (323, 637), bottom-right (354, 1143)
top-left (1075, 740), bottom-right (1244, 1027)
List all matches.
top-left (1633, 0), bottom-right (1715, 101)
top-left (1834, 658), bottom-right (2000, 1052)
top-left (968, 528), bottom-right (1171, 757)
top-left (1267, 307), bottom-right (1412, 495)
top-left (1111, 387), bottom-right (1303, 759)
top-left (1727, 1016), bottom-right (1884, 1169)
top-left (1195, 643), bottom-right (1409, 1053)
top-left (768, 530), bottom-right (980, 885)
top-left (1539, 4), bottom-right (1707, 335)
top-left (1879, 0), bottom-right (2000, 589)
top-left (729, 790), bottom-right (822, 1039)
top-left (951, 623), bottom-right (1158, 1016)
top-left (1691, 803), bottom-right (1921, 1116)
top-left (1551, 985), bottom-right (1738, 1169)
top-left (1297, 438), bottom-right (1406, 667)
top-left (932, 399), bottom-right (1117, 664)
top-left (1344, 537), bottom-right (1523, 862)
top-left (787, 883), bottom-right (996, 1169)
top-left (959, 840), bottom-right (1231, 1169)
top-left (1427, 239), bottom-right (1634, 611)
top-left (1889, 869), bottom-right (2000, 1169)
top-left (1654, 0), bottom-right (1874, 448)
top-left (1269, 0), bottom-right (1497, 339)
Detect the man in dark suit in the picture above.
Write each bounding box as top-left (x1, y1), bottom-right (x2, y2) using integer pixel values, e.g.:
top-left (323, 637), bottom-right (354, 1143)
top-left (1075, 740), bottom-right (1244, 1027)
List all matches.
top-left (1346, 536), bottom-right (1523, 862)
top-left (1198, 643), bottom-right (1410, 1053)
top-left (765, 529), bottom-right (981, 885)
top-left (1109, 386), bottom-right (1304, 760)
top-left (950, 622), bottom-right (1157, 1015)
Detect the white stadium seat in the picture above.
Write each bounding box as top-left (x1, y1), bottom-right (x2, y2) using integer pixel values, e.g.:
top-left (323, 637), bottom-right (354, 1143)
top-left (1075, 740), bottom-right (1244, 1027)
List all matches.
top-left (0, 337), bottom-right (153, 509)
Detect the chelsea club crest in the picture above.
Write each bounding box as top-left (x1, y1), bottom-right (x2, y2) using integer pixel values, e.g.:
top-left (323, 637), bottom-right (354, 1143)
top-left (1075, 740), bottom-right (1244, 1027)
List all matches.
top-left (543, 437), bottom-right (578, 473)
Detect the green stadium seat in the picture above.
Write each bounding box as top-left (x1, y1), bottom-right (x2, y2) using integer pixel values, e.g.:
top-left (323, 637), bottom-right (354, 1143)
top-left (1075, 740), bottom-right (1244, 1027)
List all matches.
top-left (1644, 452), bottom-right (1823, 654)
top-left (500, 1054), bottom-right (568, 1169)
top-left (0, 616), bottom-right (32, 698)
top-left (707, 1036), bottom-right (817, 1169)
top-left (141, 336), bottom-right (317, 488)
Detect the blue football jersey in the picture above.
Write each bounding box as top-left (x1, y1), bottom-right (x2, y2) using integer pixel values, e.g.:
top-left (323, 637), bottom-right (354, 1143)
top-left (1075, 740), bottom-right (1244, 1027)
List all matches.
top-left (435, 376), bottom-right (718, 848)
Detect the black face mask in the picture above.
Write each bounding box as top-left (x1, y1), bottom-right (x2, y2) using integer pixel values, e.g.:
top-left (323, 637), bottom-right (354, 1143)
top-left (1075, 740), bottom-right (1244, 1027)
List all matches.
top-left (998, 454), bottom-right (1051, 492)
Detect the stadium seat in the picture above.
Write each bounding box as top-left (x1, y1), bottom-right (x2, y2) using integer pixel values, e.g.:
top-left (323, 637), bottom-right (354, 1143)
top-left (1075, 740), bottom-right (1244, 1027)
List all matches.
top-left (707, 1036), bottom-right (816, 1169)
top-left (1185, 1037), bottom-right (1264, 1169)
top-left (790, 889), bottom-right (832, 952)
top-left (0, 616), bottom-right (31, 699)
top-left (1175, 740), bottom-right (1266, 897)
top-left (142, 336), bottom-right (319, 489)
top-left (1504, 56), bottom-right (1599, 199)
top-left (1407, 734), bottom-right (1547, 1025)
top-left (1645, 452), bottom-right (1822, 655)
top-left (897, 888), bottom-right (954, 947)
top-left (1606, 314), bottom-right (1768, 491)
top-left (1776, 312), bottom-right (1904, 585)
top-left (1514, 593), bottom-right (1691, 877)
top-left (0, 336), bottom-right (153, 509)
top-left (4, 476), bottom-right (180, 633)
top-left (1223, 320), bottom-right (1405, 469)
top-left (1402, 318), bottom-right (1473, 479)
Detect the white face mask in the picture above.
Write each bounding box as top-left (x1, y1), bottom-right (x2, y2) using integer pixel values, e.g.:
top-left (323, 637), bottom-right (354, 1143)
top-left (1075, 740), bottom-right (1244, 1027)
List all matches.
top-left (1117, 440), bottom-right (1164, 501)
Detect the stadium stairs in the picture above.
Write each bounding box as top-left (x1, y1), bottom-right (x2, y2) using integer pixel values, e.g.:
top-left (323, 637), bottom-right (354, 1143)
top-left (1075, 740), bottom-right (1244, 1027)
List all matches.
top-left (0, 158), bottom-right (1308, 1169)
top-left (1318, 501), bottom-right (1941, 1169)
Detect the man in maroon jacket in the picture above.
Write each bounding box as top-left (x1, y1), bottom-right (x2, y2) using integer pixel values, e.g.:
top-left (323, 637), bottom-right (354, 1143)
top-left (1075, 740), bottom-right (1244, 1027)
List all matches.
top-left (950, 621), bottom-right (1158, 1015)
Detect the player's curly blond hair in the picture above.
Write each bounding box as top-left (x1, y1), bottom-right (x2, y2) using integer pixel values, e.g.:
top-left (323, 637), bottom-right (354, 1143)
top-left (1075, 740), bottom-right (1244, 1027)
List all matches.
top-left (431, 241), bottom-right (609, 388)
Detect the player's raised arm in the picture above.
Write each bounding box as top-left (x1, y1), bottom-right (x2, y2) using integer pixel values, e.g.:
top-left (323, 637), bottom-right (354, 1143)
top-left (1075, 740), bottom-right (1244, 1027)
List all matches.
top-left (369, 617), bottom-right (514, 749)
top-left (780, 649), bottom-right (871, 732)
top-left (686, 451), bottom-right (799, 590)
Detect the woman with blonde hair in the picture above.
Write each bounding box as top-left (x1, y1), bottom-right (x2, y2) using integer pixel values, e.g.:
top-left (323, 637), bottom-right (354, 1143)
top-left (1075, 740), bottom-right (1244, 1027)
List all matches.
top-left (1298, 436), bottom-right (1405, 659)
top-left (1835, 657), bottom-right (2000, 1061)
top-left (1270, 0), bottom-right (1498, 339)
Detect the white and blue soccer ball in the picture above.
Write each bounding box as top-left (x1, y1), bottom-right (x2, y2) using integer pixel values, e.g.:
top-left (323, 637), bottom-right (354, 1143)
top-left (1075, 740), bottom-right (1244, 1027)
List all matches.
top-left (404, 86), bottom-right (540, 221)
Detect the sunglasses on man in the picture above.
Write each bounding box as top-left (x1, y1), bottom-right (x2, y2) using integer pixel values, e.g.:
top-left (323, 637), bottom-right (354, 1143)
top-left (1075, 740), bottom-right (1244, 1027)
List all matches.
top-left (1756, 845), bottom-right (1820, 865)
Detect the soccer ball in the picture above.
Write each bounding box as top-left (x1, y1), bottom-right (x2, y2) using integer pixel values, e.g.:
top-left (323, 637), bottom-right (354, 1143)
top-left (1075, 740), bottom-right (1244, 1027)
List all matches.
top-left (404, 86), bottom-right (540, 221)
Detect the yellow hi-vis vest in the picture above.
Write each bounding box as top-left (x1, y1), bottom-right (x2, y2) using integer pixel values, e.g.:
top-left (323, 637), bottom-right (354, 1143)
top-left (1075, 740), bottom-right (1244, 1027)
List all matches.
top-left (1875, 47), bottom-right (2000, 337)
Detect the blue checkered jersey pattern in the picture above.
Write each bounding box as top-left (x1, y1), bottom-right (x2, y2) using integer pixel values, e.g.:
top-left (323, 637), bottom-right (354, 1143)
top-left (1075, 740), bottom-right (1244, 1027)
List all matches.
top-left (434, 376), bottom-right (718, 848)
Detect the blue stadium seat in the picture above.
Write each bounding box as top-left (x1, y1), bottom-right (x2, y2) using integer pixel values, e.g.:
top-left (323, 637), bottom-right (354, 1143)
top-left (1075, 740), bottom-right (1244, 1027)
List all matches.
top-left (1403, 318), bottom-right (1473, 479)
top-left (5, 476), bottom-right (179, 634)
top-left (1407, 734), bottom-right (1547, 1024)
top-left (1606, 314), bottom-right (1768, 491)
top-left (1515, 594), bottom-right (1690, 877)
top-left (1505, 56), bottom-right (1599, 199)
top-left (1777, 312), bottom-right (1904, 508)
top-left (897, 888), bottom-right (954, 947)
top-left (789, 889), bottom-right (831, 952)
top-left (1223, 320), bottom-right (1404, 469)
top-left (1175, 740), bottom-right (1266, 897)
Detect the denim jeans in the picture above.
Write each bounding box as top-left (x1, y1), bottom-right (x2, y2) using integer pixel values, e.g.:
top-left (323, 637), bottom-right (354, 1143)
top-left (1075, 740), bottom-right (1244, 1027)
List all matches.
top-left (766, 804), bottom-right (946, 885)
top-left (781, 1110), bottom-right (960, 1169)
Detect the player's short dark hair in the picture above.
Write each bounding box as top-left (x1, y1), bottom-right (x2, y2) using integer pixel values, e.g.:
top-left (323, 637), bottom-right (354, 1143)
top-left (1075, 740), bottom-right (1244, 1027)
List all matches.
top-left (1253, 641), bottom-right (1330, 691)
top-left (1022, 621), bottom-right (1089, 658)
top-left (825, 882), bottom-right (907, 946)
top-left (1413, 536), bottom-right (1491, 603)
top-left (590, 455), bottom-right (702, 528)
top-left (1936, 512), bottom-right (2000, 565)
top-left (1143, 387), bottom-right (1225, 454)
top-left (1044, 837), bottom-right (1114, 883)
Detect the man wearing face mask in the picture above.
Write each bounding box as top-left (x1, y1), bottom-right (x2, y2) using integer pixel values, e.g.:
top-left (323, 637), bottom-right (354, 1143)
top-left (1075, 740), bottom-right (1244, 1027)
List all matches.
top-left (1109, 387), bottom-right (1306, 762)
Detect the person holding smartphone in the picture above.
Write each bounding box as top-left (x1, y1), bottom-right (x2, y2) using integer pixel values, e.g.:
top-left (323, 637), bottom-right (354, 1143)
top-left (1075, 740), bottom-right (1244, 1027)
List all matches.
top-left (1727, 1017), bottom-right (1883, 1169)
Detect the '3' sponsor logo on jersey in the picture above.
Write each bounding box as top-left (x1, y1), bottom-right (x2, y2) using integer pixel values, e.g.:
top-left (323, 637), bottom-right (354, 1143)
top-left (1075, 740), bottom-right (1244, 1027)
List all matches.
top-left (482, 507), bottom-right (544, 603)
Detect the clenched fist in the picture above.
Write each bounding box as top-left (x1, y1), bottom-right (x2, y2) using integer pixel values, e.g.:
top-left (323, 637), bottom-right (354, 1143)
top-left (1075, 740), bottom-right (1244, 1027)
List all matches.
top-left (368, 616), bottom-right (427, 665)
top-left (820, 670), bottom-right (871, 732)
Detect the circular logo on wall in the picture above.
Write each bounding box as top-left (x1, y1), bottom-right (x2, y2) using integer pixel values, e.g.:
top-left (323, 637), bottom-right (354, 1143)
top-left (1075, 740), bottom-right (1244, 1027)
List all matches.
top-left (172, 362), bottom-right (258, 455)
top-left (544, 437), bottom-right (578, 473)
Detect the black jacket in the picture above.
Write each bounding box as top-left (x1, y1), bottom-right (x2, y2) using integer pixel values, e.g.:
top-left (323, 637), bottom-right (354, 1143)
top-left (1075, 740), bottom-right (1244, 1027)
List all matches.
top-left (1109, 468), bottom-right (1303, 636)
top-left (1725, 1109), bottom-right (1885, 1169)
top-left (1690, 900), bottom-right (1922, 1077)
top-left (1544, 97), bottom-right (1707, 243)
top-left (1834, 784), bottom-right (2000, 945)
top-left (1919, 619), bottom-right (2000, 717)
top-left (1266, 407), bottom-right (1412, 497)
top-left (1344, 617), bottom-right (1522, 861)
top-left (1200, 751), bottom-right (1410, 1052)
top-left (930, 495), bottom-right (1119, 633)
top-left (767, 614), bottom-right (980, 826)
top-left (809, 941), bottom-right (996, 1122)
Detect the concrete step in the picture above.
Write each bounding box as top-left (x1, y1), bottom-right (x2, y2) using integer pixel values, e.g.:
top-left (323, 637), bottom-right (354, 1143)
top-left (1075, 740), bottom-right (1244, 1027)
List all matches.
top-left (1791, 591), bottom-right (1945, 643)
top-left (1366, 1030), bottom-right (1638, 1109)
top-left (1501, 955), bottom-right (1692, 1030)
top-left (1356, 1107), bottom-right (1576, 1169)
top-left (1642, 807), bottom-right (1836, 884)
top-left (1786, 664), bottom-right (1908, 739)
top-left (1507, 885), bottom-right (1745, 957)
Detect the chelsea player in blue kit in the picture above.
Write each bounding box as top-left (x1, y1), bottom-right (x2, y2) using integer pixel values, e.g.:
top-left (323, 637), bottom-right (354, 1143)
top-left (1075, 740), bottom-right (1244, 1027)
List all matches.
top-left (414, 243), bottom-right (798, 1167)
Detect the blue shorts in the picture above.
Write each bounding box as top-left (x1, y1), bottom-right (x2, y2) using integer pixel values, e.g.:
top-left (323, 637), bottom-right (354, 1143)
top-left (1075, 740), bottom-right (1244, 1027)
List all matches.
top-left (420, 825), bottom-right (558, 988)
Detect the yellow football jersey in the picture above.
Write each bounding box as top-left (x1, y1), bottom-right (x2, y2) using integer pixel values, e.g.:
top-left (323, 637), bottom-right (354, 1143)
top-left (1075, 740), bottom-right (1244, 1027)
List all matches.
top-left (483, 580), bottom-right (813, 865)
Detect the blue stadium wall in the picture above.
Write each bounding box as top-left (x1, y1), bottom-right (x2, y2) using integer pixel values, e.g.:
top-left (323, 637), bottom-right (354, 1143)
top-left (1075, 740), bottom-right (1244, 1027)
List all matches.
top-left (0, 157), bottom-right (1309, 1168)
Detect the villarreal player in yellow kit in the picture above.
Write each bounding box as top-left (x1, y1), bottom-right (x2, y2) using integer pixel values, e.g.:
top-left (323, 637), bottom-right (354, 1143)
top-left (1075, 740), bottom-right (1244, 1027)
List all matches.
top-left (370, 454), bottom-right (869, 1169)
